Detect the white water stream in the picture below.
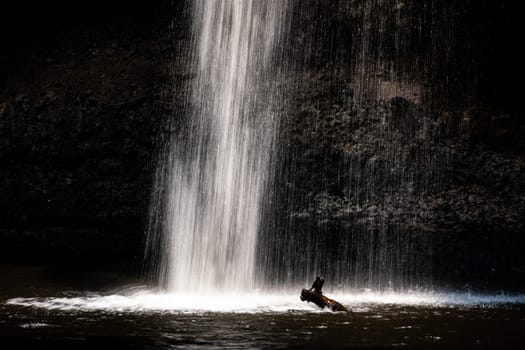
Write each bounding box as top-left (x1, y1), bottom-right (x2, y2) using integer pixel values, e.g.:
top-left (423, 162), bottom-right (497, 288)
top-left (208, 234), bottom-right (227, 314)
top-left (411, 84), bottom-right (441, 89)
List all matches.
top-left (149, 0), bottom-right (289, 293)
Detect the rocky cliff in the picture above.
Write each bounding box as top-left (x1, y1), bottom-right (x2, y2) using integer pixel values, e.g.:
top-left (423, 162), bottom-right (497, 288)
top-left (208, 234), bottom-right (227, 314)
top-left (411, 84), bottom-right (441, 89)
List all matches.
top-left (0, 1), bottom-right (523, 290)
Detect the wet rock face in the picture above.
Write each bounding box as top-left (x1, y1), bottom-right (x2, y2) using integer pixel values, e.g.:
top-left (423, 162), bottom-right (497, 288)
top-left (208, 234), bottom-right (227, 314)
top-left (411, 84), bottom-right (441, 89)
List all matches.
top-left (263, 0), bottom-right (525, 290)
top-left (282, 89), bottom-right (525, 234)
top-left (270, 68), bottom-right (525, 289)
top-left (0, 0), bottom-right (189, 267)
top-left (0, 1), bottom-right (524, 289)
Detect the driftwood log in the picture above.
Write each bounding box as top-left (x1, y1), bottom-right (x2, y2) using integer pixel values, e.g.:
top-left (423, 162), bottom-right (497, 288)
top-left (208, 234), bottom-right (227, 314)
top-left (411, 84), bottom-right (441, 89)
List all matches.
top-left (300, 277), bottom-right (348, 312)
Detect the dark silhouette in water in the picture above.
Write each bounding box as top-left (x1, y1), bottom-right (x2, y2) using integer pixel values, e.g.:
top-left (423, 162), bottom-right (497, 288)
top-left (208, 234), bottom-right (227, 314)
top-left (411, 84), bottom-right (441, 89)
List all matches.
top-left (300, 277), bottom-right (348, 312)
top-left (310, 276), bottom-right (325, 293)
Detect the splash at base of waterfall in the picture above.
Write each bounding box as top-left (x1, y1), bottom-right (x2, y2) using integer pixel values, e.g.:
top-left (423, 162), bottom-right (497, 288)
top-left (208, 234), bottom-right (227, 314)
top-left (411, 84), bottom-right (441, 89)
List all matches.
top-left (7, 290), bottom-right (525, 314)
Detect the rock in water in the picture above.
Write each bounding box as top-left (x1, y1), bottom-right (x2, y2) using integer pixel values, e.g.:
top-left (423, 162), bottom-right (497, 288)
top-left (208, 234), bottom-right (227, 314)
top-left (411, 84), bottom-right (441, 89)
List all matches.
top-left (300, 278), bottom-right (348, 312)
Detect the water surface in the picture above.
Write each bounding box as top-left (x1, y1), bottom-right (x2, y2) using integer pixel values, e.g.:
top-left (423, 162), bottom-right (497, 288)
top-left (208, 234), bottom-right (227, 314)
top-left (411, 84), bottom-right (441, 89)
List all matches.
top-left (1, 266), bottom-right (524, 349)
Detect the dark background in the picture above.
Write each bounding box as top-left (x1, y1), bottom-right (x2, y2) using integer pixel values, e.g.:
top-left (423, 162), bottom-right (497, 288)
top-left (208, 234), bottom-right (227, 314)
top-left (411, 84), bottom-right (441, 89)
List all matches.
top-left (0, 1), bottom-right (523, 290)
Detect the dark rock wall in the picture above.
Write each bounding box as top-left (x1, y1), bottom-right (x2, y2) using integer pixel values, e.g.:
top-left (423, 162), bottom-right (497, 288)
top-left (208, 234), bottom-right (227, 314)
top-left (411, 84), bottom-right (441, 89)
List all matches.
top-left (0, 1), bottom-right (188, 269)
top-left (0, 1), bottom-right (523, 289)
top-left (260, 0), bottom-right (525, 291)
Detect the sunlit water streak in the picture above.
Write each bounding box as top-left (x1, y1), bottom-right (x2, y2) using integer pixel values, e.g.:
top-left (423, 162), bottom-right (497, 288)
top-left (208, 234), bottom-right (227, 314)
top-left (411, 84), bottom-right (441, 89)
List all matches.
top-left (146, 0), bottom-right (290, 293)
top-left (7, 291), bottom-right (525, 314)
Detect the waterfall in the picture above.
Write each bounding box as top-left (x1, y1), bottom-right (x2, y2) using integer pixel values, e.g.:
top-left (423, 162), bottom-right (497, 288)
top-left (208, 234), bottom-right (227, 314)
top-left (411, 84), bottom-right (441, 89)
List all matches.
top-left (256, 1), bottom-right (447, 292)
top-left (147, 0), bottom-right (289, 294)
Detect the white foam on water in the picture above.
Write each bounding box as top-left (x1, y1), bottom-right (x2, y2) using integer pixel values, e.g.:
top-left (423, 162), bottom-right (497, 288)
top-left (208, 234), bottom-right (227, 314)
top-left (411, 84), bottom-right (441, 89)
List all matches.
top-left (19, 322), bottom-right (54, 329)
top-left (6, 289), bottom-right (525, 314)
top-left (7, 292), bottom-right (315, 314)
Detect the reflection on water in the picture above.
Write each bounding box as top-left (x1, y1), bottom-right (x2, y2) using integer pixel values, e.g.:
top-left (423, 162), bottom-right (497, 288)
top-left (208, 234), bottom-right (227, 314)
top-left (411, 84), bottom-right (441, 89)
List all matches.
top-left (1, 267), bottom-right (524, 348)
top-left (2, 298), bottom-right (525, 349)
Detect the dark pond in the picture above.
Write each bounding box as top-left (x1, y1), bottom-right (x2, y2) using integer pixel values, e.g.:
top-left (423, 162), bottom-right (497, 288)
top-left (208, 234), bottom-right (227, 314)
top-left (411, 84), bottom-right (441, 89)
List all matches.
top-left (1, 266), bottom-right (524, 349)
